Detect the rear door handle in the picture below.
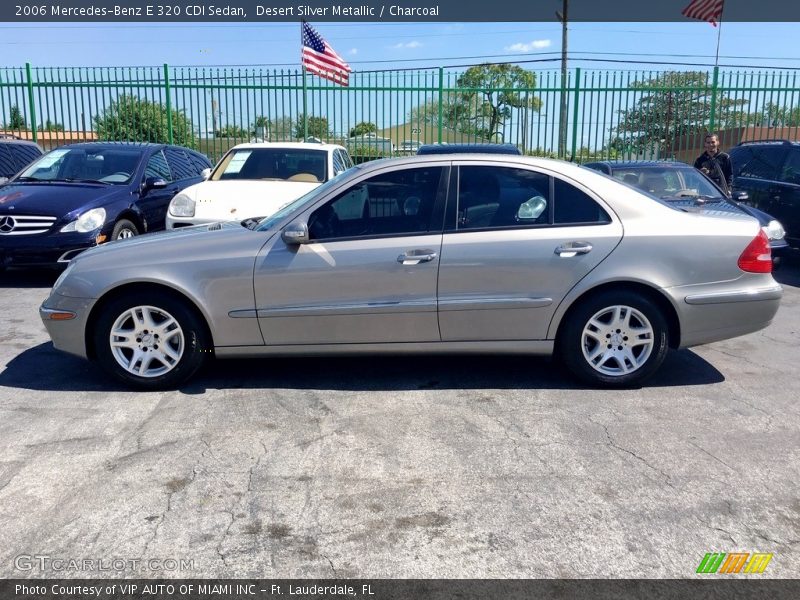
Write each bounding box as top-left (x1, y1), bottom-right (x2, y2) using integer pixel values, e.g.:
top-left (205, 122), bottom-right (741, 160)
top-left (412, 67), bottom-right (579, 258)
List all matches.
top-left (397, 250), bottom-right (438, 265)
top-left (555, 241), bottom-right (593, 257)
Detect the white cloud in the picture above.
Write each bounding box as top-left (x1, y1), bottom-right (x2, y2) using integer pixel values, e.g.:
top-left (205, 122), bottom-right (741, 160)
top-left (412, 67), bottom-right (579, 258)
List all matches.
top-left (505, 39), bottom-right (552, 53)
top-left (391, 41), bottom-right (422, 49)
top-left (349, 48), bottom-right (358, 55)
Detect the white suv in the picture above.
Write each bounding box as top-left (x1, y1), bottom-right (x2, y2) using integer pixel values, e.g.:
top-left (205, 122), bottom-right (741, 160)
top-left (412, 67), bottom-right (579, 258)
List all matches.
top-left (167, 142), bottom-right (353, 229)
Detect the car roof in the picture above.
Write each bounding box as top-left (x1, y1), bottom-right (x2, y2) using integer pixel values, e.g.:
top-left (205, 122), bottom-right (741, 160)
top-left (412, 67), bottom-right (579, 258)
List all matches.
top-left (0, 136), bottom-right (41, 148)
top-left (54, 141), bottom-right (165, 151)
top-left (585, 160), bottom-right (689, 169)
top-left (230, 141), bottom-right (346, 152)
top-left (417, 143), bottom-right (522, 155)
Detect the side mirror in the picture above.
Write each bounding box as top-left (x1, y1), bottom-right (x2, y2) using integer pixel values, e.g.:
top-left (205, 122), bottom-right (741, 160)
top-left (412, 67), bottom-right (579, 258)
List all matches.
top-left (732, 190), bottom-right (749, 202)
top-left (142, 177), bottom-right (167, 193)
top-left (201, 168), bottom-right (212, 180)
top-left (281, 221), bottom-right (310, 245)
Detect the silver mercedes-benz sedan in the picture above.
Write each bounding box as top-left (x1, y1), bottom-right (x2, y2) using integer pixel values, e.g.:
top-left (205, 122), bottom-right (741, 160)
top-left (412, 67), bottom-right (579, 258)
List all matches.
top-left (40, 155), bottom-right (782, 389)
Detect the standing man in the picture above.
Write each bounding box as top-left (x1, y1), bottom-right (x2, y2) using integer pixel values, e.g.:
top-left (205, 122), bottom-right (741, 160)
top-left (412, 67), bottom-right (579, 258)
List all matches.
top-left (694, 133), bottom-right (733, 196)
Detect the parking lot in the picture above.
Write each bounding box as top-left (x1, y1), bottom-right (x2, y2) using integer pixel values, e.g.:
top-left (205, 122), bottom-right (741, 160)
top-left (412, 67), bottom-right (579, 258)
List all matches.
top-left (0, 263), bottom-right (798, 579)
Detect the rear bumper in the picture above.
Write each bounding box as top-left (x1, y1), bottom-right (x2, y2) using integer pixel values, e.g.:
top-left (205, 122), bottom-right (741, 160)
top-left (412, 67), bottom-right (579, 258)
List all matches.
top-left (675, 284), bottom-right (783, 348)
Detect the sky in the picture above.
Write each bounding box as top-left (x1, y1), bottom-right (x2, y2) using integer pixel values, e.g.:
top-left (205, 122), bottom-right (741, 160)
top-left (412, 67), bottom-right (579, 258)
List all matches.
top-left (2, 21), bottom-right (800, 72)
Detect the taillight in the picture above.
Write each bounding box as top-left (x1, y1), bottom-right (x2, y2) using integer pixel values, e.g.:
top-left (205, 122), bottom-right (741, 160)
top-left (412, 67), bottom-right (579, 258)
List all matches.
top-left (738, 229), bottom-right (772, 273)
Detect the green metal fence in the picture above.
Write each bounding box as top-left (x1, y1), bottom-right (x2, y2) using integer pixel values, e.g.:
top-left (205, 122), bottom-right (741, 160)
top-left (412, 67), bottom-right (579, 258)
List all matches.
top-left (2, 63), bottom-right (800, 164)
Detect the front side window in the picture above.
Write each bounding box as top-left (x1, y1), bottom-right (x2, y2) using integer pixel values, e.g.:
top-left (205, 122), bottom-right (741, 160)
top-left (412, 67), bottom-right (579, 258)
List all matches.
top-left (211, 148), bottom-right (328, 183)
top-left (164, 147), bottom-right (196, 180)
top-left (457, 166), bottom-right (550, 230)
top-left (779, 149), bottom-right (800, 185)
top-left (307, 166), bottom-right (444, 240)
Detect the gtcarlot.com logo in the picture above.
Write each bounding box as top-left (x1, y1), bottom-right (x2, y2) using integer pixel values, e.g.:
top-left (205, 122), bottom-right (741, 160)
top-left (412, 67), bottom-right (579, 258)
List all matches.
top-left (14, 554), bottom-right (194, 573)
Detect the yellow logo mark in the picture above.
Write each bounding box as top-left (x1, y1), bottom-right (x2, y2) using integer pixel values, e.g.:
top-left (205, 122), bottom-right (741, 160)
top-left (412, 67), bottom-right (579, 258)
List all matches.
top-left (744, 553), bottom-right (773, 574)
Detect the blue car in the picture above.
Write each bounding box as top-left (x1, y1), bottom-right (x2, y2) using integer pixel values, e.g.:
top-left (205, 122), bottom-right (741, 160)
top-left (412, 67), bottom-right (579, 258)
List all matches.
top-left (583, 160), bottom-right (790, 265)
top-left (0, 142), bottom-right (212, 268)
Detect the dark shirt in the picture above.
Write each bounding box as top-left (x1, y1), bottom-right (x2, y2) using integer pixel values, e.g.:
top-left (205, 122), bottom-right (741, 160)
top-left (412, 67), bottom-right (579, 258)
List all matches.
top-left (694, 151), bottom-right (733, 194)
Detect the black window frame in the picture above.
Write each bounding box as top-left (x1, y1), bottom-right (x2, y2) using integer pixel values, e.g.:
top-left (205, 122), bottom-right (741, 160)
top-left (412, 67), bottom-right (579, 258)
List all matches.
top-left (306, 165), bottom-right (450, 243)
top-left (445, 165), bottom-right (612, 233)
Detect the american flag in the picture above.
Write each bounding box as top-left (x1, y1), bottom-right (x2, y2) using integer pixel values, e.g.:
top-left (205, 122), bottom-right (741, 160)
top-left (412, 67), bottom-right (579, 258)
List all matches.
top-left (301, 22), bottom-right (351, 87)
top-left (681, 0), bottom-right (725, 26)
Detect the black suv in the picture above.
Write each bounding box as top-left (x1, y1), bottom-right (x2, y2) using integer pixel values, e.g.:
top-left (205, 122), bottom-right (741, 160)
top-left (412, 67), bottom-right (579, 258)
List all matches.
top-left (729, 140), bottom-right (800, 249)
top-left (0, 136), bottom-right (43, 183)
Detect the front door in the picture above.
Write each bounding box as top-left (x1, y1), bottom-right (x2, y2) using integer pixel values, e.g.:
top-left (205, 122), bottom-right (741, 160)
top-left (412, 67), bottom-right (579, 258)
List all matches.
top-left (253, 164), bottom-right (449, 345)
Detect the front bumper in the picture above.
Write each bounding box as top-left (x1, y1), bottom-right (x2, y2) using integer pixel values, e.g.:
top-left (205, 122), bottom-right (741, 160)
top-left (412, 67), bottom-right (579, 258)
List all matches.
top-left (1, 229), bottom-right (105, 267)
top-left (40, 293), bottom-right (96, 359)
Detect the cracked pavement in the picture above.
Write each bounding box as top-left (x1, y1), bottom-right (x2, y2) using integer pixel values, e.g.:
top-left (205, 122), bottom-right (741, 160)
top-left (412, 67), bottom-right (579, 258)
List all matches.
top-left (0, 265), bottom-right (798, 578)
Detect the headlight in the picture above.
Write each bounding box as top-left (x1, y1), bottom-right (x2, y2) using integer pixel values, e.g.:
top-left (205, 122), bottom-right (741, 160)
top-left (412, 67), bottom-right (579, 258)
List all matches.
top-left (169, 194), bottom-right (195, 217)
top-left (60, 208), bottom-right (106, 233)
top-left (763, 219), bottom-right (786, 241)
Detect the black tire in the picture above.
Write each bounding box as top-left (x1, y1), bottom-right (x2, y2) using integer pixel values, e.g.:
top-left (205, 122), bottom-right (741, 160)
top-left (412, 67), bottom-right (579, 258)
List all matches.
top-left (111, 219), bottom-right (139, 241)
top-left (558, 290), bottom-right (669, 388)
top-left (93, 291), bottom-right (210, 390)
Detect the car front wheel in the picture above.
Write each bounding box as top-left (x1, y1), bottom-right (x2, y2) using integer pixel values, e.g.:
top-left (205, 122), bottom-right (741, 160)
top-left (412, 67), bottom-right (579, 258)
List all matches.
top-left (93, 292), bottom-right (209, 390)
top-left (559, 291), bottom-right (669, 387)
top-left (111, 219), bottom-right (139, 240)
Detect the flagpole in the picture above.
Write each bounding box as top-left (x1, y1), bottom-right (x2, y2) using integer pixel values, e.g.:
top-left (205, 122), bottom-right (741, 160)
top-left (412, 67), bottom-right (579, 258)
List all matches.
top-left (301, 20), bottom-right (308, 140)
top-left (714, 1), bottom-right (724, 67)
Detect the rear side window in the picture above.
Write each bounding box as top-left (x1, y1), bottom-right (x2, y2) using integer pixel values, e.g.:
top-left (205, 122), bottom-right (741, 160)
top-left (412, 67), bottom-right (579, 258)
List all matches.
top-left (188, 151), bottom-right (212, 174)
top-left (164, 147), bottom-right (196, 180)
top-left (457, 166), bottom-right (550, 230)
top-left (553, 178), bottom-right (611, 224)
top-left (730, 146), bottom-right (786, 180)
top-left (145, 150), bottom-right (172, 181)
top-left (0, 145), bottom-right (14, 177)
top-left (779, 148), bottom-right (800, 185)
top-left (10, 144), bottom-right (42, 171)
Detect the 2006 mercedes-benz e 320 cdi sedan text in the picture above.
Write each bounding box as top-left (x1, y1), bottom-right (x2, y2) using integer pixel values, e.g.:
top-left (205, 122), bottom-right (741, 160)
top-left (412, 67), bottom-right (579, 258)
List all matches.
top-left (40, 155), bottom-right (782, 389)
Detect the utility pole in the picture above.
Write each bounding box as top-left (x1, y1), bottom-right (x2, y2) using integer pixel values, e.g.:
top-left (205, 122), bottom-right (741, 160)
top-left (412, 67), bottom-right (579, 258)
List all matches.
top-left (556, 0), bottom-right (568, 159)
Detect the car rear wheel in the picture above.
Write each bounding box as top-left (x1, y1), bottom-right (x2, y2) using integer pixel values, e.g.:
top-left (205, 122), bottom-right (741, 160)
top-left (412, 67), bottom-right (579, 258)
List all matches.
top-left (111, 219), bottom-right (139, 240)
top-left (93, 292), bottom-right (209, 390)
top-left (559, 291), bottom-right (669, 387)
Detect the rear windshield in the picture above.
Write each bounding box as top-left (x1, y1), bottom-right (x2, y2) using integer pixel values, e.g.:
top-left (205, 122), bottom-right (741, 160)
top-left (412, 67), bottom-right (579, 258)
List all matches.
top-left (212, 148), bottom-right (328, 183)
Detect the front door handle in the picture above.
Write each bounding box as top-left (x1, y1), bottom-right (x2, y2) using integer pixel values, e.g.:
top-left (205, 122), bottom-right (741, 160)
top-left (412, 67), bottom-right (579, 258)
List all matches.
top-left (397, 249), bottom-right (438, 265)
top-left (555, 241), bottom-right (593, 257)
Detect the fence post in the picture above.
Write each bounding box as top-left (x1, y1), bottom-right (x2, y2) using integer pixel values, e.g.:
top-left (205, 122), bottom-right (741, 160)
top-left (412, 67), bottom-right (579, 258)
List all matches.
top-left (163, 63), bottom-right (174, 144)
top-left (25, 62), bottom-right (37, 143)
top-left (437, 67), bottom-right (444, 144)
top-left (570, 67), bottom-right (581, 161)
top-left (708, 65), bottom-right (719, 132)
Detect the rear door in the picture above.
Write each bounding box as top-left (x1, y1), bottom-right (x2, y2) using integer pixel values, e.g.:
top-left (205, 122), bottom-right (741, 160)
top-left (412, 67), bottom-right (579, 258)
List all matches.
top-left (437, 162), bottom-right (623, 342)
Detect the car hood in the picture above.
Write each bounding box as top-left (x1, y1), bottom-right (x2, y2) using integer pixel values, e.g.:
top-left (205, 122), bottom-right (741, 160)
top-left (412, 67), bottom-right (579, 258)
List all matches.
top-left (56, 221), bottom-right (275, 299)
top-left (0, 182), bottom-right (125, 217)
top-left (183, 180), bottom-right (320, 220)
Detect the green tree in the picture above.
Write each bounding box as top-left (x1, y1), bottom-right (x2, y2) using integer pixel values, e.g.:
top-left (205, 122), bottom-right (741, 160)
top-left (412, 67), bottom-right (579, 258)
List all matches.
top-left (294, 114), bottom-right (330, 139)
top-left (8, 105), bottom-right (26, 129)
top-left (41, 119), bottom-right (65, 132)
top-left (448, 64), bottom-right (542, 141)
top-left (751, 102), bottom-right (800, 127)
top-left (268, 116), bottom-right (295, 141)
top-left (611, 71), bottom-right (748, 157)
top-left (93, 95), bottom-right (195, 145)
top-left (349, 121), bottom-right (377, 137)
top-left (214, 124), bottom-right (248, 138)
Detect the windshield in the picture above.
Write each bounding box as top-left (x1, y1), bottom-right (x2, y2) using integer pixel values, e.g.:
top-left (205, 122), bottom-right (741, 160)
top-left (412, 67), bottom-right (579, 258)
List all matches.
top-left (212, 148), bottom-right (328, 183)
top-left (17, 147), bottom-right (143, 184)
top-left (610, 165), bottom-right (726, 200)
top-left (254, 165), bottom-right (363, 231)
